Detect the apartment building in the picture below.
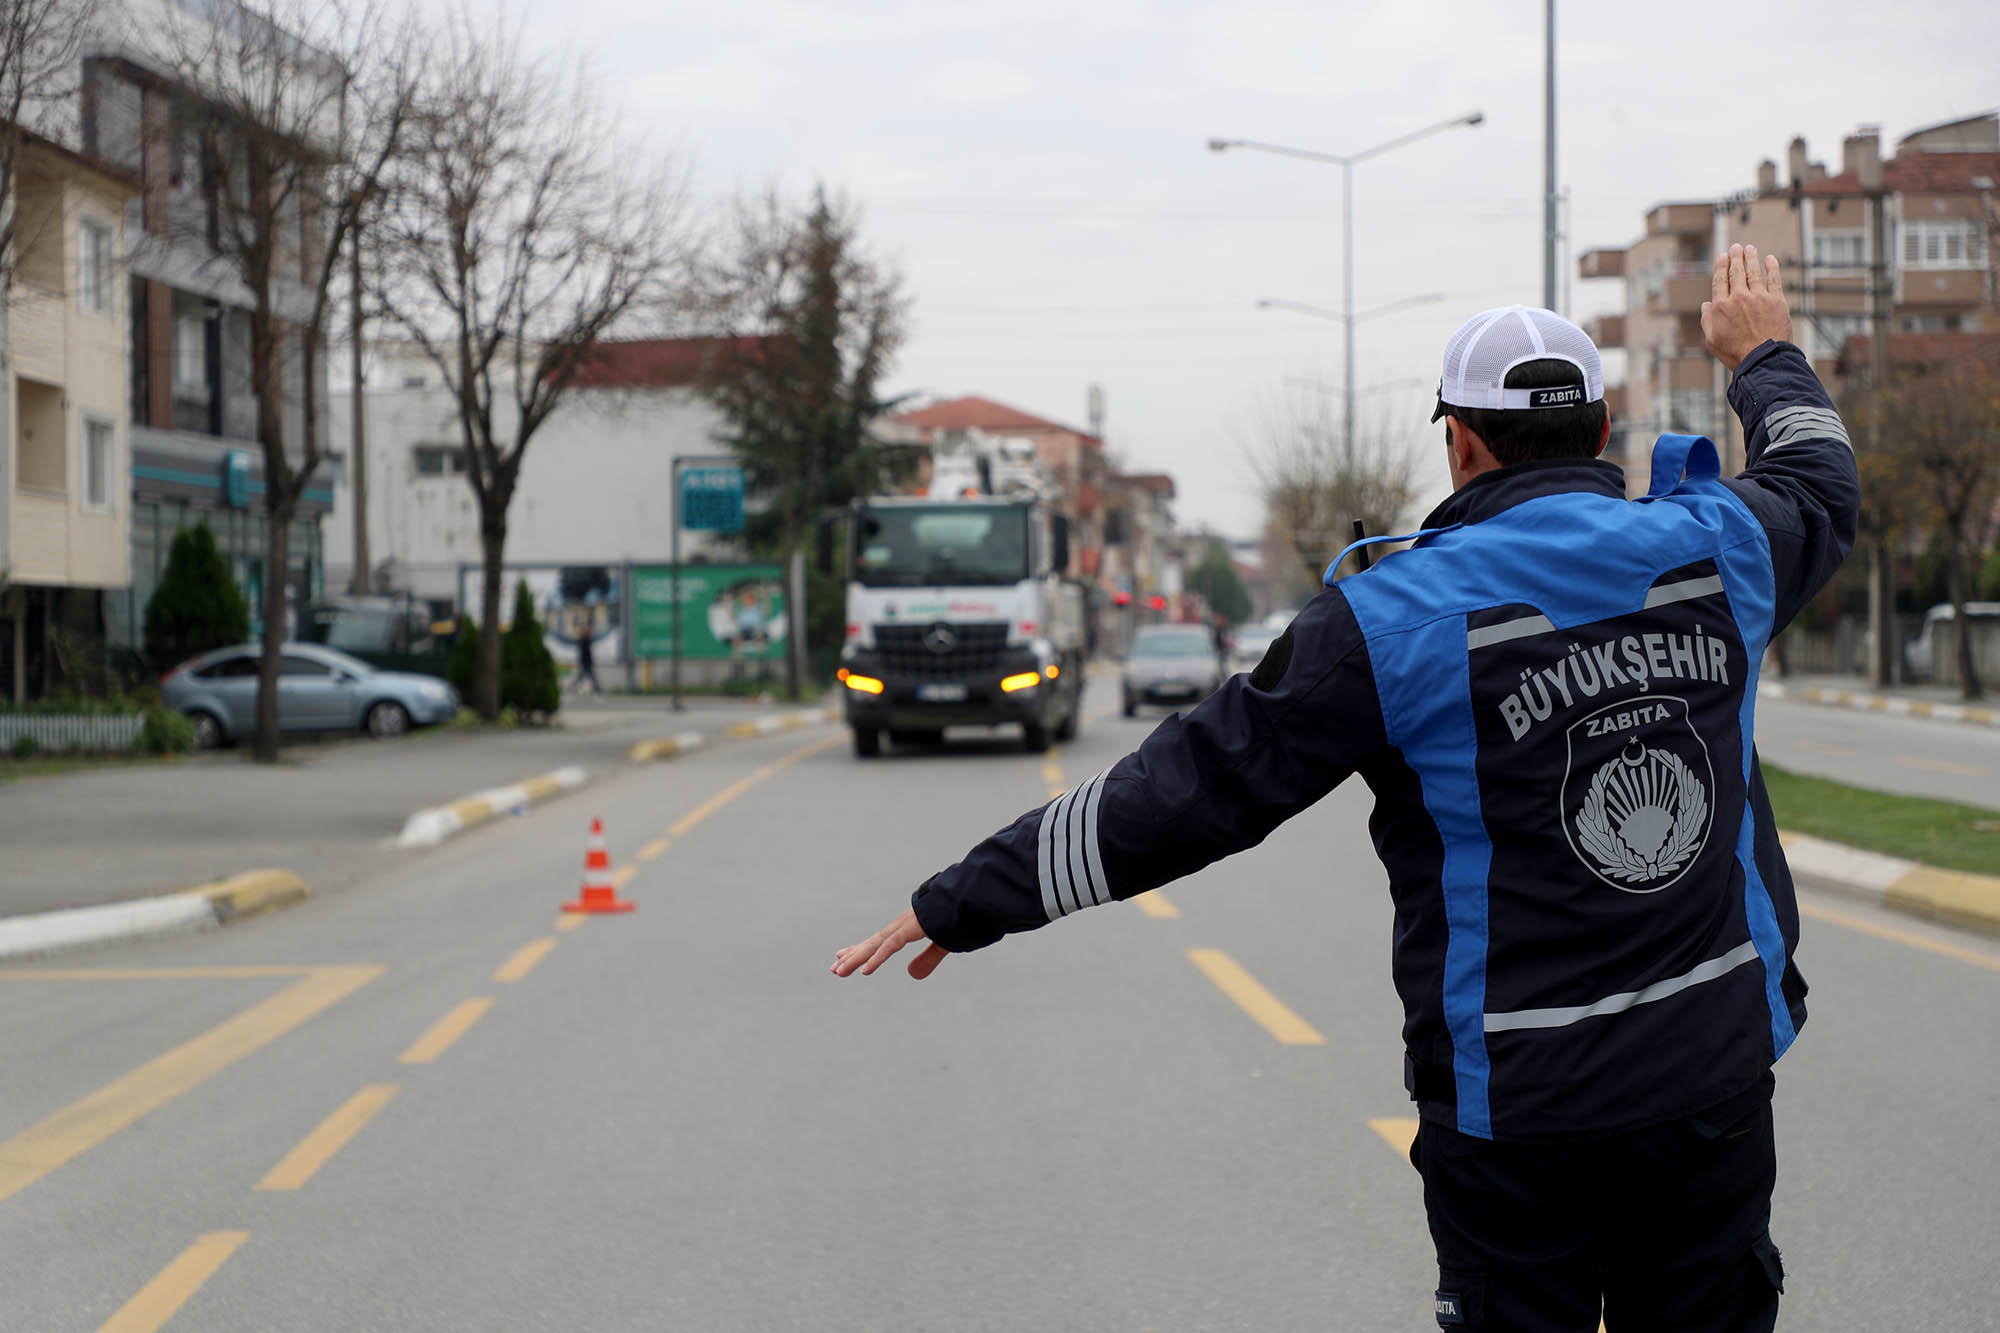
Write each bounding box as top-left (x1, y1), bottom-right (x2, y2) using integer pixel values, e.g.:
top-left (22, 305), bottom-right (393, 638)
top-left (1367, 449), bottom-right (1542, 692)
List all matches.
top-left (81, 2), bottom-right (335, 661)
top-left (1579, 112), bottom-right (1998, 491)
top-left (0, 133), bottom-right (142, 702)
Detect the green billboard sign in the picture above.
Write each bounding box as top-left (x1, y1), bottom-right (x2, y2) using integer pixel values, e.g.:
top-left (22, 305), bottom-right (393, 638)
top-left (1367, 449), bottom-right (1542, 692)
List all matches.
top-left (631, 564), bottom-right (786, 660)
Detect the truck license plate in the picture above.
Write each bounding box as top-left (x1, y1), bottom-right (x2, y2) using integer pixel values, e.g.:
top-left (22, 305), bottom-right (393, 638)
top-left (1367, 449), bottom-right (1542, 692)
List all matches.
top-left (916, 683), bottom-right (968, 702)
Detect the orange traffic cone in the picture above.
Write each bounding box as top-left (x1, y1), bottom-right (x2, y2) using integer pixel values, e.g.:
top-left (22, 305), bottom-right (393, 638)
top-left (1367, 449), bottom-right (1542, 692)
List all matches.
top-left (562, 817), bottom-right (636, 914)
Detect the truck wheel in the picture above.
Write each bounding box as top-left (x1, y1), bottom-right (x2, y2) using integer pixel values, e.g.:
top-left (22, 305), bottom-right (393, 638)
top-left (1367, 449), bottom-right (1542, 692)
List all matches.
top-left (1053, 701), bottom-right (1078, 742)
top-left (1021, 721), bottom-right (1051, 753)
top-left (1121, 693), bottom-right (1137, 718)
top-left (852, 728), bottom-right (881, 758)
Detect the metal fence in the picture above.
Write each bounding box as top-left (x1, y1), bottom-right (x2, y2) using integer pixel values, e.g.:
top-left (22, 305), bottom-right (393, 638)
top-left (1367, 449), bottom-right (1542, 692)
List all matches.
top-left (0, 715), bottom-right (145, 754)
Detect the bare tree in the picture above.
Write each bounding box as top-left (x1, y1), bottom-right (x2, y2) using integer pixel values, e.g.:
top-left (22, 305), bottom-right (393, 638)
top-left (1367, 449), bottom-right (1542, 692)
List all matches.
top-left (372, 10), bottom-right (696, 719)
top-left (1243, 389), bottom-right (1427, 586)
top-left (0, 0), bottom-right (93, 284)
top-left (1880, 349), bottom-right (2000, 699)
top-left (143, 0), bottom-right (421, 759)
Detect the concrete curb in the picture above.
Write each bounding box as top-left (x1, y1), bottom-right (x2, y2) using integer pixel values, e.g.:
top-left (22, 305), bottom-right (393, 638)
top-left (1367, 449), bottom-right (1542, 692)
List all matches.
top-left (628, 732), bottom-right (707, 763)
top-left (1779, 831), bottom-right (2000, 936)
top-left (0, 868), bottom-right (313, 963)
top-left (724, 707), bottom-right (839, 740)
top-left (1759, 681), bottom-right (2000, 730)
top-left (395, 765), bottom-right (588, 849)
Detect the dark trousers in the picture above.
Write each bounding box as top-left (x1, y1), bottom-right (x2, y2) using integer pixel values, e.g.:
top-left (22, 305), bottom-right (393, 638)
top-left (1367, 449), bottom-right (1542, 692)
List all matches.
top-left (1412, 1074), bottom-right (1784, 1331)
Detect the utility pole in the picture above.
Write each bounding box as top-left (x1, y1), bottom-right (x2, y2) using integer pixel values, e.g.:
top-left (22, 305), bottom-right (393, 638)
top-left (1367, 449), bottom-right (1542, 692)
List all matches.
top-left (1865, 165), bottom-right (1895, 688)
top-left (349, 223), bottom-right (370, 595)
top-left (1543, 0), bottom-right (1558, 310)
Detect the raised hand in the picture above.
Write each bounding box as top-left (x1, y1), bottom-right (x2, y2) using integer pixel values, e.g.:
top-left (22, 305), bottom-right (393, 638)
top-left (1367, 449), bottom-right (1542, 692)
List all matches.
top-left (1701, 243), bottom-right (1792, 371)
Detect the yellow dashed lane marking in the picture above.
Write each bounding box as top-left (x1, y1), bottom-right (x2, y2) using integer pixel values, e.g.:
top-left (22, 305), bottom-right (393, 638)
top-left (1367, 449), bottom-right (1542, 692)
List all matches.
top-left (1800, 900), bottom-right (1999, 971)
top-left (1893, 754), bottom-right (1986, 777)
top-left (555, 913), bottom-right (586, 933)
top-left (0, 966), bottom-right (382, 1207)
top-left (399, 997), bottom-right (495, 1065)
top-left (1187, 949), bottom-right (1325, 1045)
top-left (256, 1084), bottom-right (398, 1191)
top-left (1369, 1116), bottom-right (1419, 1158)
top-left (494, 938), bottom-right (556, 983)
top-left (639, 837), bottom-right (671, 861)
top-left (1135, 891), bottom-right (1180, 919)
top-left (99, 1230), bottom-right (249, 1333)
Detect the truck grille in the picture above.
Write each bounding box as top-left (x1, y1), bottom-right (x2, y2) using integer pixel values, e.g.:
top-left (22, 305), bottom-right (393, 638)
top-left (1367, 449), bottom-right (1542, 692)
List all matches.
top-left (873, 622), bottom-right (1012, 677)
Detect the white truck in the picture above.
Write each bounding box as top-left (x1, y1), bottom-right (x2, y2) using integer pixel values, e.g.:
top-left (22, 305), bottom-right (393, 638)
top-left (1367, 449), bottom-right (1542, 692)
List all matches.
top-left (830, 431), bottom-right (1087, 757)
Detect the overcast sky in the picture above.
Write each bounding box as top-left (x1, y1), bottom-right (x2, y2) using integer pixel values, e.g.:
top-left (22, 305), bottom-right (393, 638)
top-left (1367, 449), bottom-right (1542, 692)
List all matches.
top-left (480, 0), bottom-right (1997, 538)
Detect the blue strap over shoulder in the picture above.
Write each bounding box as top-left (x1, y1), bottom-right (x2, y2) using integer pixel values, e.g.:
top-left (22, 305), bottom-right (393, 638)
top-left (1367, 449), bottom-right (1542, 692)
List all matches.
top-left (1322, 524), bottom-right (1464, 587)
top-left (1647, 433), bottom-right (1722, 498)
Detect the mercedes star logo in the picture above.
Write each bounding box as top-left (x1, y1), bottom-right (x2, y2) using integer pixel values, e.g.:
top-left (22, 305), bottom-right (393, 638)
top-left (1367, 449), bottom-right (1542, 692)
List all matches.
top-left (923, 623), bottom-right (958, 654)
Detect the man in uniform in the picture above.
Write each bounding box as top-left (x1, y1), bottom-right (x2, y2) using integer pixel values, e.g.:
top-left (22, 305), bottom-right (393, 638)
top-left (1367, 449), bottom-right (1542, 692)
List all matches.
top-left (834, 246), bottom-right (1857, 1331)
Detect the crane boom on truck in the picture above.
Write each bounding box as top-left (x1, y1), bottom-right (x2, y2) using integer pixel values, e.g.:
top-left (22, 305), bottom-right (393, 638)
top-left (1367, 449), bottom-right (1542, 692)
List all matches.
top-left (829, 428), bottom-right (1087, 757)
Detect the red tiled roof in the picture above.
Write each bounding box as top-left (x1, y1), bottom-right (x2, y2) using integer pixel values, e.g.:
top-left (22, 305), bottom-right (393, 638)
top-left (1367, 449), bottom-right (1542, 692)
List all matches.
top-left (1799, 151), bottom-right (2000, 198)
top-left (1120, 473), bottom-right (1176, 497)
top-left (894, 395), bottom-right (1098, 442)
top-left (560, 336), bottom-right (776, 390)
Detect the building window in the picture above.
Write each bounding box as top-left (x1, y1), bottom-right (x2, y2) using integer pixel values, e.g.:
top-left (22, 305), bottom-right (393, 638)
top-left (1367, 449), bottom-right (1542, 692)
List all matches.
top-left (413, 443), bottom-right (467, 476)
top-left (1899, 221), bottom-right (1984, 270)
top-left (1811, 230), bottom-right (1866, 271)
top-left (79, 216), bottom-right (114, 313)
top-left (174, 313), bottom-right (207, 392)
top-left (84, 418), bottom-right (114, 511)
top-left (1808, 313), bottom-right (1870, 359)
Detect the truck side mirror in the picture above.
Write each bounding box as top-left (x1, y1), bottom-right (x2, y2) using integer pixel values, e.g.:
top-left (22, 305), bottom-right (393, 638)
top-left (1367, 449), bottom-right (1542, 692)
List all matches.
top-left (816, 516), bottom-right (835, 577)
top-left (1051, 514), bottom-right (1071, 574)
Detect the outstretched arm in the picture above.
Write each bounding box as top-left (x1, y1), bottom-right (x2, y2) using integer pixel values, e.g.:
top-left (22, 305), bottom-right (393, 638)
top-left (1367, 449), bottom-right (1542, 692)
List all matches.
top-left (1702, 244), bottom-right (1861, 630)
top-left (832, 591), bottom-right (1387, 979)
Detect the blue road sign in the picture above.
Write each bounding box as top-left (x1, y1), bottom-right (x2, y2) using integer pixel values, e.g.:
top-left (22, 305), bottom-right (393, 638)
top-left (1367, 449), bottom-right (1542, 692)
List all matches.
top-left (681, 465), bottom-right (745, 533)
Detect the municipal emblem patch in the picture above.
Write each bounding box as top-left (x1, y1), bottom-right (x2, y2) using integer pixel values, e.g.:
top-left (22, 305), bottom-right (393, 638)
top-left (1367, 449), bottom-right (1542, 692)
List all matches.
top-left (1561, 694), bottom-right (1714, 893)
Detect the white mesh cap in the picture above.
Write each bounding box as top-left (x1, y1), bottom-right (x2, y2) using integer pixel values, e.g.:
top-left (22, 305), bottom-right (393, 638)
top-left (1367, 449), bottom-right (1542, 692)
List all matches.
top-left (1431, 306), bottom-right (1604, 419)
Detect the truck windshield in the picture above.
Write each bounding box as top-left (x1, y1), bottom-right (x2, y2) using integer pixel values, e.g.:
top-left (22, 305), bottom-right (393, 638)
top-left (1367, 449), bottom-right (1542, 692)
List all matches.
top-left (854, 505), bottom-right (1030, 587)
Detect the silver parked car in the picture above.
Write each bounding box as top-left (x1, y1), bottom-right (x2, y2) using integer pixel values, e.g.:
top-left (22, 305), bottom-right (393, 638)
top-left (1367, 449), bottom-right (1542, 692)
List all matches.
top-left (163, 642), bottom-right (460, 749)
top-left (1227, 624), bottom-right (1284, 676)
top-left (1122, 624), bottom-right (1224, 716)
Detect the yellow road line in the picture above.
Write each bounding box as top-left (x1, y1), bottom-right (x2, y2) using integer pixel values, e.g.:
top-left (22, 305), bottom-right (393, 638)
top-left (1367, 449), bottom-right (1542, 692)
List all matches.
top-left (1794, 739), bottom-right (1856, 757)
top-left (100, 1230), bottom-right (250, 1333)
top-left (493, 938), bottom-right (556, 983)
top-left (0, 966), bottom-right (382, 1207)
top-left (667, 734), bottom-right (841, 839)
top-left (611, 864), bottom-right (638, 890)
top-left (1369, 1116), bottom-right (1419, 1158)
top-left (638, 836), bottom-right (671, 861)
top-left (256, 1084), bottom-right (398, 1191)
top-left (555, 913), bottom-right (586, 933)
top-left (1186, 948), bottom-right (1325, 1045)
top-left (1800, 900), bottom-right (1999, 971)
top-left (668, 777), bottom-right (759, 837)
top-left (1893, 754), bottom-right (1986, 777)
top-left (399, 997), bottom-right (495, 1064)
top-left (1135, 891), bottom-right (1180, 919)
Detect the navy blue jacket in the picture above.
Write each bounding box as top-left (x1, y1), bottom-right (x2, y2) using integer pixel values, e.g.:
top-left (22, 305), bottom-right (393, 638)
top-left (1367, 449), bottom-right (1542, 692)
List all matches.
top-left (910, 340), bottom-right (1858, 1142)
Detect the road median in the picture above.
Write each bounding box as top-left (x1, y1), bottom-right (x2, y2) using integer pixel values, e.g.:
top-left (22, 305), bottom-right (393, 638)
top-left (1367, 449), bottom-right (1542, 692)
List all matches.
top-left (0, 867), bottom-right (313, 962)
top-left (396, 766), bottom-right (588, 849)
top-left (1760, 680), bottom-right (2000, 729)
top-left (627, 732), bottom-right (707, 763)
top-left (723, 707), bottom-right (839, 740)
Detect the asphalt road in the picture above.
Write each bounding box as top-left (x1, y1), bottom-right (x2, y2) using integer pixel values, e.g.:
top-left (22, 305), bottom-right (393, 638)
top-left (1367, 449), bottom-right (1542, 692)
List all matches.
top-left (1753, 693), bottom-right (2000, 811)
top-left (1, 678), bottom-right (1995, 1329)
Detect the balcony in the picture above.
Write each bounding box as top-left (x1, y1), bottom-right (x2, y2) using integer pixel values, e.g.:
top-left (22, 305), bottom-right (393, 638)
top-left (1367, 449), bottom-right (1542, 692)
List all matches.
top-left (1645, 203), bottom-right (1713, 237)
top-left (1899, 268), bottom-right (1986, 307)
top-left (1645, 268), bottom-right (1713, 315)
top-left (8, 282), bottom-right (66, 385)
top-left (1587, 313), bottom-right (1626, 347)
top-left (1666, 351), bottom-right (1714, 392)
top-left (1578, 248), bottom-right (1625, 279)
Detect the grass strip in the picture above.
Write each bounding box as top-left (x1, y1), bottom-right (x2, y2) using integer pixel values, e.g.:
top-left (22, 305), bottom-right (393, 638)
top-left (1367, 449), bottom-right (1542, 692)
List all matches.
top-left (1762, 763), bottom-right (2000, 877)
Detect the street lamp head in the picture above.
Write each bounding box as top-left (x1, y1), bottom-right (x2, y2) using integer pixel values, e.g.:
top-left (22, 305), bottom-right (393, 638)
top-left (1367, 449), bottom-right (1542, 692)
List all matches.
top-left (1464, 111), bottom-right (1486, 127)
top-left (1206, 138), bottom-right (1232, 153)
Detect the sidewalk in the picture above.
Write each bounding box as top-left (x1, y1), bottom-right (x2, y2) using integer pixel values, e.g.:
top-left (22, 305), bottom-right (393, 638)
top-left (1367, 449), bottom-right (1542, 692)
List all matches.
top-left (0, 693), bottom-right (835, 922)
top-left (1759, 672), bottom-right (2000, 729)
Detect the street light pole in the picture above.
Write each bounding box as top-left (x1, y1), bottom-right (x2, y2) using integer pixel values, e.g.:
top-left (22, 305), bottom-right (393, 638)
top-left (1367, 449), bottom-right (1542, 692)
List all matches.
top-left (1209, 112), bottom-right (1483, 467)
top-left (1544, 0), bottom-right (1558, 310)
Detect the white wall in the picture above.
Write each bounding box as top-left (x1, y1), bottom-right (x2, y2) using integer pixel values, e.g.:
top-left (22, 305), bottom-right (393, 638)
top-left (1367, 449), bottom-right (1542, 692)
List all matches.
top-left (326, 368), bottom-right (742, 605)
